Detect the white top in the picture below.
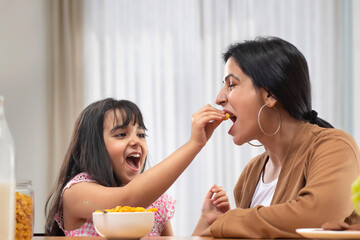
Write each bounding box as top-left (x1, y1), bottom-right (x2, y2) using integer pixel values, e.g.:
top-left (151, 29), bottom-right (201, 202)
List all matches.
top-left (250, 171), bottom-right (278, 208)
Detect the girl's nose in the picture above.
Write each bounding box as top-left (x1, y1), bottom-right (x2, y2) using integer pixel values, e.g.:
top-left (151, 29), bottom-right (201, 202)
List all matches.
top-left (216, 89), bottom-right (227, 106)
top-left (129, 136), bottom-right (140, 147)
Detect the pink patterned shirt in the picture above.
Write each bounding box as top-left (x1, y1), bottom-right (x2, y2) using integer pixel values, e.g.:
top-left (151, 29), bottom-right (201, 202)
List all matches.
top-left (55, 172), bottom-right (176, 236)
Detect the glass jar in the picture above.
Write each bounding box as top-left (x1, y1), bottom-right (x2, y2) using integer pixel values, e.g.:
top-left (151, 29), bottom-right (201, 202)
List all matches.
top-left (15, 180), bottom-right (34, 240)
top-left (0, 96), bottom-right (16, 240)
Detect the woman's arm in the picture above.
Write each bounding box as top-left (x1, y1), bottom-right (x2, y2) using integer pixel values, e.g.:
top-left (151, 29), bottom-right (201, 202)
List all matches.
top-left (211, 134), bottom-right (360, 238)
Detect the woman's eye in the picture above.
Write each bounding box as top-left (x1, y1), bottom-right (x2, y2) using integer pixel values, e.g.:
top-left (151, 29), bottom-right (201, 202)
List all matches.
top-left (227, 79), bottom-right (236, 90)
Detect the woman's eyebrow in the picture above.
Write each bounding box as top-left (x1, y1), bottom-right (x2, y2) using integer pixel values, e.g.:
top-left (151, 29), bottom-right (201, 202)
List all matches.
top-left (223, 73), bottom-right (240, 83)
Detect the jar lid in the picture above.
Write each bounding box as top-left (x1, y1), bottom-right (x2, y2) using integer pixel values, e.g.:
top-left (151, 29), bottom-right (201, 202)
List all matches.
top-left (16, 179), bottom-right (32, 187)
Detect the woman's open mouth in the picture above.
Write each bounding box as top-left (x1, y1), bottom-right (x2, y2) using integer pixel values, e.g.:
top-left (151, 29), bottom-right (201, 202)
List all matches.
top-left (224, 111), bottom-right (237, 134)
top-left (125, 153), bottom-right (141, 171)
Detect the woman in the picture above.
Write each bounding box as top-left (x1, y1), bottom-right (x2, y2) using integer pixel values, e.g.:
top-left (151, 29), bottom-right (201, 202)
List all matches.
top-left (194, 37), bottom-right (360, 238)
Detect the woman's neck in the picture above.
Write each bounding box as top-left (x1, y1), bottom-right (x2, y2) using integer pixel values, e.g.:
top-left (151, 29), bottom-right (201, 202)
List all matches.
top-left (262, 112), bottom-right (301, 183)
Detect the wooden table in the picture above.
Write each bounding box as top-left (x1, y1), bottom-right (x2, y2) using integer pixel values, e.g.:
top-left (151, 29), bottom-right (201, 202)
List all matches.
top-left (31, 237), bottom-right (219, 240)
top-left (31, 237), bottom-right (309, 240)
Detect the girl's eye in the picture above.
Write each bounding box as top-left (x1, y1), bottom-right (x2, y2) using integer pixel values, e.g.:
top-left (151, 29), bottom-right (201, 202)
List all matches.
top-left (138, 133), bottom-right (146, 138)
top-left (115, 133), bottom-right (126, 138)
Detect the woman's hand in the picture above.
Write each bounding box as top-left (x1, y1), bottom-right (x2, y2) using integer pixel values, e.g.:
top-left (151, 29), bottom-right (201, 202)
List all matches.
top-left (201, 184), bottom-right (230, 224)
top-left (190, 105), bottom-right (225, 148)
top-left (193, 184), bottom-right (230, 236)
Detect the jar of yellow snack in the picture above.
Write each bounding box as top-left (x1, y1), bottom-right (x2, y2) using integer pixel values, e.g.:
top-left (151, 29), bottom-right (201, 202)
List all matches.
top-left (15, 180), bottom-right (34, 240)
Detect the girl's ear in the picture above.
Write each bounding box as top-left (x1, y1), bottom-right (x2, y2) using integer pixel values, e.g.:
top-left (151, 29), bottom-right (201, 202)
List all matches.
top-left (261, 88), bottom-right (278, 107)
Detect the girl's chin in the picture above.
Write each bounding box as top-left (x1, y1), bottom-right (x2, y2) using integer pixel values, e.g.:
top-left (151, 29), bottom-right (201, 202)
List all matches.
top-left (120, 172), bottom-right (141, 184)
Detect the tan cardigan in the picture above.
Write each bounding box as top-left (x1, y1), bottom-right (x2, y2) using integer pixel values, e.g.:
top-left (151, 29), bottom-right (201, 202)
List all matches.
top-left (211, 122), bottom-right (360, 238)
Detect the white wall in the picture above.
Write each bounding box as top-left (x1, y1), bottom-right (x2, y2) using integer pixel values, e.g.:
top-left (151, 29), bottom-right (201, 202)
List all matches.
top-left (0, 0), bottom-right (50, 233)
top-left (353, 0), bottom-right (360, 144)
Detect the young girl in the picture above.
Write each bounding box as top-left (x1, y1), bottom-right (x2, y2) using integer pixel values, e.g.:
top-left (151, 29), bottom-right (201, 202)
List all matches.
top-left (45, 98), bottom-right (228, 236)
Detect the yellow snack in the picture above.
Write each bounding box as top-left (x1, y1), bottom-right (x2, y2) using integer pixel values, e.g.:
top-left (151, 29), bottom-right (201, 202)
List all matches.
top-left (224, 113), bottom-right (230, 120)
top-left (15, 192), bottom-right (33, 240)
top-left (147, 208), bottom-right (158, 212)
top-left (95, 205), bottom-right (158, 213)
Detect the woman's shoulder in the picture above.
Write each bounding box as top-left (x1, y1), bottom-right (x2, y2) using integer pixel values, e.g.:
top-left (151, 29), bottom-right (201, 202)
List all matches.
top-left (309, 124), bottom-right (359, 154)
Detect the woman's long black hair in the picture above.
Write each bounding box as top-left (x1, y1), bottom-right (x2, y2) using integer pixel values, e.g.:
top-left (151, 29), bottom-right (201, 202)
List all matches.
top-left (45, 98), bottom-right (147, 235)
top-left (224, 36), bottom-right (333, 128)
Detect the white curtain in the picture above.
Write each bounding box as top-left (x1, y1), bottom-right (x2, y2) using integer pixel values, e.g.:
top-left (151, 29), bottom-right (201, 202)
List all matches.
top-left (49, 0), bottom-right (84, 184)
top-left (77, 0), bottom-right (358, 235)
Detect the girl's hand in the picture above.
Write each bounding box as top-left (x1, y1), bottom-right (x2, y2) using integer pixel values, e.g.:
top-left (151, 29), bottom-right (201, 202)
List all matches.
top-left (190, 105), bottom-right (225, 147)
top-left (201, 184), bottom-right (230, 225)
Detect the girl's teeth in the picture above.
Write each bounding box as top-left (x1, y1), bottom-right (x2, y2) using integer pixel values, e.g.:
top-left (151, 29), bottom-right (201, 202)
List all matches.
top-left (129, 153), bottom-right (140, 157)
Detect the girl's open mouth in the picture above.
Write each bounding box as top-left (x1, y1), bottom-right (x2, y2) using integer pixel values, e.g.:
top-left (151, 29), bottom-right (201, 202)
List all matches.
top-left (125, 153), bottom-right (141, 171)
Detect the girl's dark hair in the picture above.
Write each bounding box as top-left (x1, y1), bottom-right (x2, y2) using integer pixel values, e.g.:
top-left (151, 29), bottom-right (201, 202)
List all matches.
top-left (45, 98), bottom-right (147, 236)
top-left (224, 36), bottom-right (333, 128)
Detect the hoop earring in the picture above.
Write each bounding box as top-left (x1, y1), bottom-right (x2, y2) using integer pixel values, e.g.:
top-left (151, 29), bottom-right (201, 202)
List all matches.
top-left (258, 104), bottom-right (281, 136)
top-left (247, 141), bottom-right (263, 147)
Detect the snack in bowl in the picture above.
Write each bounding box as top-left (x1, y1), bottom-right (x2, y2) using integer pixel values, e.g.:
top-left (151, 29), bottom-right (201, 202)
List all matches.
top-left (95, 205), bottom-right (157, 213)
top-left (92, 206), bottom-right (157, 238)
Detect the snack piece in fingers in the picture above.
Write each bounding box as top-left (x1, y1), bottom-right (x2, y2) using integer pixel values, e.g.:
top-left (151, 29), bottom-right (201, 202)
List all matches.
top-left (223, 113), bottom-right (230, 121)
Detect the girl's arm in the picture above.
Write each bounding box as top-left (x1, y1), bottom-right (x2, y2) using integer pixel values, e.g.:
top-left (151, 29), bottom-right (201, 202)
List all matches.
top-left (63, 105), bottom-right (225, 221)
top-left (193, 184), bottom-right (230, 236)
top-left (161, 222), bottom-right (173, 236)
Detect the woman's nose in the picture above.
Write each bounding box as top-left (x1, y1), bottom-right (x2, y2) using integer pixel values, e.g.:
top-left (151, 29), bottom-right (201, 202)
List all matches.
top-left (215, 89), bottom-right (227, 106)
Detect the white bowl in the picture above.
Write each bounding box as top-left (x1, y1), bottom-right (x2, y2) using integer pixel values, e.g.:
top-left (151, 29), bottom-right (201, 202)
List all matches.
top-left (92, 211), bottom-right (154, 239)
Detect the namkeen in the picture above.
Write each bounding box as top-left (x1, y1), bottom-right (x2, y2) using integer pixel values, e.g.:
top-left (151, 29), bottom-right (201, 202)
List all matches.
top-left (224, 113), bottom-right (230, 120)
top-left (95, 205), bottom-right (158, 213)
top-left (16, 192), bottom-right (33, 240)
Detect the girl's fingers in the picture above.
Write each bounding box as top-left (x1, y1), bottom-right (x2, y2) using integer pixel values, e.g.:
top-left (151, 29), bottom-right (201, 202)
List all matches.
top-left (192, 105), bottom-right (226, 121)
top-left (192, 112), bottom-right (225, 124)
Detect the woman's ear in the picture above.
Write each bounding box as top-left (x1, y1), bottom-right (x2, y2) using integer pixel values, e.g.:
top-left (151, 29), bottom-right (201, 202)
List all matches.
top-left (261, 88), bottom-right (278, 107)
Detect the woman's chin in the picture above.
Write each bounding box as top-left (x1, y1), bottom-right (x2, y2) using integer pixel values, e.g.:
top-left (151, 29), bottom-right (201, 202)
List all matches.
top-left (232, 136), bottom-right (246, 146)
